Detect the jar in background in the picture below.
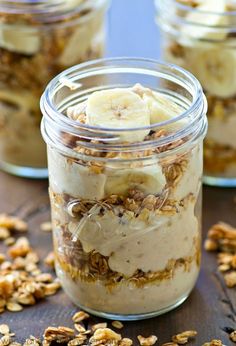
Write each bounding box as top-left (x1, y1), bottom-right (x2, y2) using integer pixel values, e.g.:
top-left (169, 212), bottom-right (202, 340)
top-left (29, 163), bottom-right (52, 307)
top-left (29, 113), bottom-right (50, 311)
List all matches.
top-left (41, 58), bottom-right (207, 320)
top-left (156, 0), bottom-right (236, 186)
top-left (0, 0), bottom-right (109, 178)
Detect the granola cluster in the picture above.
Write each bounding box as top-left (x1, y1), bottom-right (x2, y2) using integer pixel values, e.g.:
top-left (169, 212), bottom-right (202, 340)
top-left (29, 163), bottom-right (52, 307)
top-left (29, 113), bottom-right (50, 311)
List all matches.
top-left (204, 222), bottom-right (236, 288)
top-left (0, 215), bottom-right (60, 313)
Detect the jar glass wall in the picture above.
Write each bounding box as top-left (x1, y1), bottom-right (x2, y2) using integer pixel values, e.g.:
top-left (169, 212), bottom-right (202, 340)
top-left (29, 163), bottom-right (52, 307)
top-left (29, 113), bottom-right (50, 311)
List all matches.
top-left (41, 58), bottom-right (207, 320)
top-left (0, 0), bottom-right (109, 178)
top-left (156, 0), bottom-right (236, 186)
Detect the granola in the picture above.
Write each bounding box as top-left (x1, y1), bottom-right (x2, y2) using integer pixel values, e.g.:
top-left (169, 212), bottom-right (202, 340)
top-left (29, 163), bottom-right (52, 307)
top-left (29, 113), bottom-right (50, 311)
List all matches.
top-left (205, 222), bottom-right (236, 288)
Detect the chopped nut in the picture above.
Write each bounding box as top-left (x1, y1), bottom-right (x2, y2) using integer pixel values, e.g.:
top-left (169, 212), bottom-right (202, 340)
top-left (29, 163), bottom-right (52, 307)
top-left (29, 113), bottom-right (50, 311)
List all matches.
top-left (6, 301), bottom-right (23, 312)
top-left (111, 321), bottom-right (124, 329)
top-left (172, 331), bottom-right (197, 345)
top-left (218, 264), bottom-right (230, 272)
top-left (8, 237), bottom-right (31, 258)
top-left (4, 238), bottom-right (15, 246)
top-left (90, 328), bottom-right (121, 345)
top-left (91, 323), bottom-right (108, 332)
top-left (224, 271), bottom-right (236, 288)
top-left (40, 222), bottom-right (52, 233)
top-left (0, 254), bottom-right (5, 264)
top-left (204, 239), bottom-right (218, 251)
top-left (43, 326), bottom-right (75, 343)
top-left (0, 228), bottom-right (10, 240)
top-left (119, 338), bottom-right (133, 346)
top-left (44, 252), bottom-right (55, 268)
top-left (72, 310), bottom-right (90, 323)
top-left (137, 335), bottom-right (158, 346)
top-left (202, 340), bottom-right (223, 346)
top-left (0, 325), bottom-right (10, 335)
top-left (230, 331), bottom-right (236, 342)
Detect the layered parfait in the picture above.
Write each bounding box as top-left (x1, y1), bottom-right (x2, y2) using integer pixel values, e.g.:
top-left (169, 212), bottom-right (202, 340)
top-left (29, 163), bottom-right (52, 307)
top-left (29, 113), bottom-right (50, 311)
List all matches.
top-left (158, 0), bottom-right (236, 180)
top-left (0, 0), bottom-right (107, 172)
top-left (46, 83), bottom-right (203, 317)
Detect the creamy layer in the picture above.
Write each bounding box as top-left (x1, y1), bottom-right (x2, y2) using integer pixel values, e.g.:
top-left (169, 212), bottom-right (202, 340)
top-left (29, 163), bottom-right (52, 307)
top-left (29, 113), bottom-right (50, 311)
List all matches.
top-left (56, 262), bottom-right (199, 315)
top-left (68, 201), bottom-right (198, 276)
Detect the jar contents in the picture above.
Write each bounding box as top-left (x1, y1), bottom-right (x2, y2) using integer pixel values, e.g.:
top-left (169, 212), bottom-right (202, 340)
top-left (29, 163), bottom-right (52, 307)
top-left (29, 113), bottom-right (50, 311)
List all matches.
top-left (48, 84), bottom-right (202, 317)
top-left (0, 0), bottom-right (107, 176)
top-left (159, 0), bottom-right (236, 182)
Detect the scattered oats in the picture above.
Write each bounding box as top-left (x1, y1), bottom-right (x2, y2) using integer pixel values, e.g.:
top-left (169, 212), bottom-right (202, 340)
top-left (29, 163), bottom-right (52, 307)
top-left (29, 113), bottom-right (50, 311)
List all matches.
top-left (44, 252), bottom-right (54, 269)
top-left (111, 321), bottom-right (124, 329)
top-left (8, 237), bottom-right (31, 258)
top-left (0, 334), bottom-right (11, 345)
top-left (4, 238), bottom-right (15, 246)
top-left (44, 282), bottom-right (61, 296)
top-left (40, 222), bottom-right (52, 233)
top-left (6, 302), bottom-right (23, 312)
top-left (90, 328), bottom-right (121, 344)
top-left (9, 343), bottom-right (22, 346)
top-left (137, 335), bottom-right (158, 346)
top-left (0, 228), bottom-right (10, 240)
top-left (91, 323), bottom-right (108, 332)
top-left (224, 271), bottom-right (236, 288)
top-left (230, 331), bottom-right (236, 342)
top-left (0, 325), bottom-right (9, 335)
top-left (218, 264), bottom-right (230, 272)
top-left (202, 340), bottom-right (223, 346)
top-left (161, 343), bottom-right (178, 346)
top-left (0, 254), bottom-right (5, 264)
top-left (172, 331), bottom-right (197, 344)
top-left (72, 310), bottom-right (90, 323)
top-left (43, 326), bottom-right (75, 343)
top-left (120, 338), bottom-right (133, 346)
top-left (204, 239), bottom-right (218, 251)
top-left (35, 273), bottom-right (52, 283)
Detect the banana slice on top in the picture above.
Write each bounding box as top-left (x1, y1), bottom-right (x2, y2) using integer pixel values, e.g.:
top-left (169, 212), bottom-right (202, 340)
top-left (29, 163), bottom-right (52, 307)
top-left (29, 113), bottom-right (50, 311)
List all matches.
top-left (86, 88), bottom-right (150, 143)
top-left (132, 84), bottom-right (183, 129)
top-left (186, 47), bottom-right (236, 98)
top-left (105, 164), bottom-right (166, 197)
top-left (182, 0), bottom-right (229, 43)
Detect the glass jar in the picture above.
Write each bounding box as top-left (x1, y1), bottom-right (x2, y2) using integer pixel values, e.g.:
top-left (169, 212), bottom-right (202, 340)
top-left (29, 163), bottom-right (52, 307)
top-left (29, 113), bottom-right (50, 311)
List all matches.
top-left (156, 0), bottom-right (236, 186)
top-left (41, 58), bottom-right (207, 320)
top-left (0, 0), bottom-right (109, 178)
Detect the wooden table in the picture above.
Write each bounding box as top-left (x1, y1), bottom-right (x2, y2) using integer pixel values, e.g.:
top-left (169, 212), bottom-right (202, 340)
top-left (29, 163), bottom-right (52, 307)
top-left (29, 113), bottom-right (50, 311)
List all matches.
top-left (0, 0), bottom-right (235, 344)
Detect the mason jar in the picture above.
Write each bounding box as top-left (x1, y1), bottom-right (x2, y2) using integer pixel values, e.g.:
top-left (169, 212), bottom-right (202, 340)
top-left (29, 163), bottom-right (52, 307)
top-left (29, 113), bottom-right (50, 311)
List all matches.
top-left (41, 58), bottom-right (207, 320)
top-left (0, 0), bottom-right (109, 178)
top-left (156, 0), bottom-right (236, 187)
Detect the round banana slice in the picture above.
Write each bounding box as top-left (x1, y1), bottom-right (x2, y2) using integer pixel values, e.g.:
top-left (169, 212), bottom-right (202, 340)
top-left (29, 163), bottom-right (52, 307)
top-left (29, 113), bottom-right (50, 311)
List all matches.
top-left (104, 164), bottom-right (166, 197)
top-left (86, 88), bottom-right (150, 143)
top-left (182, 0), bottom-right (229, 43)
top-left (0, 27), bottom-right (40, 55)
top-left (186, 47), bottom-right (236, 98)
top-left (143, 91), bottom-right (183, 125)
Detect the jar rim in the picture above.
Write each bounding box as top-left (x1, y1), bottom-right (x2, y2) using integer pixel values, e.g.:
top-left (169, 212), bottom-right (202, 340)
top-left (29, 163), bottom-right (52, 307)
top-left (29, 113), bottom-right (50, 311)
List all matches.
top-left (40, 57), bottom-right (207, 156)
top-left (0, 0), bottom-right (108, 24)
top-left (156, 0), bottom-right (236, 33)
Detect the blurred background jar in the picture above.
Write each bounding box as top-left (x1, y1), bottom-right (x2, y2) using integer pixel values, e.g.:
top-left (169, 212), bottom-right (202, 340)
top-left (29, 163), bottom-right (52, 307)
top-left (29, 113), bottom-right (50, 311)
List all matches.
top-left (0, 0), bottom-right (109, 178)
top-left (156, 0), bottom-right (236, 186)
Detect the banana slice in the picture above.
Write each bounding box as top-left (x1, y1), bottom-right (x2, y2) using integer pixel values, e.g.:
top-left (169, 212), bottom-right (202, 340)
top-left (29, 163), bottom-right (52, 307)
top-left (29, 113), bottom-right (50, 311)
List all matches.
top-left (86, 88), bottom-right (150, 143)
top-left (132, 84), bottom-right (184, 129)
top-left (186, 47), bottom-right (236, 98)
top-left (104, 164), bottom-right (166, 197)
top-left (182, 0), bottom-right (229, 43)
top-left (59, 10), bottom-right (104, 66)
top-left (0, 27), bottom-right (40, 55)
